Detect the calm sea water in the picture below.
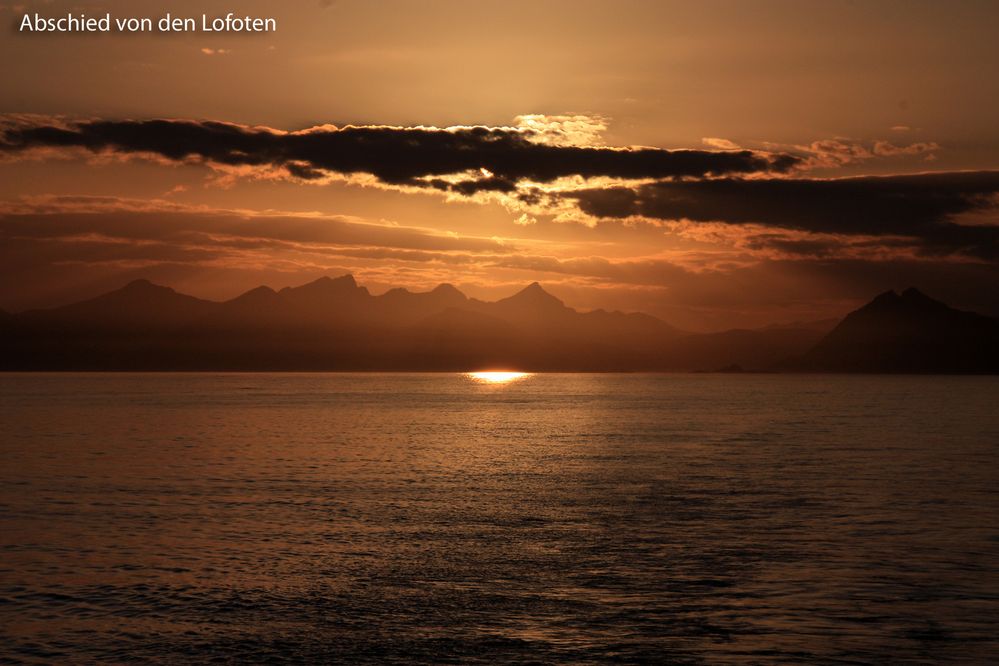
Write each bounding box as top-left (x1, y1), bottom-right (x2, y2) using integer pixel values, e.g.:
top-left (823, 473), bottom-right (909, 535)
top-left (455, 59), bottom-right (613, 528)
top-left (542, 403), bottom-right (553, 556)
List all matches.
top-left (1, 373), bottom-right (998, 664)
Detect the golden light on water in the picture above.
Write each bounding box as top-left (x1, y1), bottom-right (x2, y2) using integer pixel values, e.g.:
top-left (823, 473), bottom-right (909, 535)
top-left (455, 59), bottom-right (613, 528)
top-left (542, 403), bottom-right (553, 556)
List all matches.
top-left (466, 371), bottom-right (532, 384)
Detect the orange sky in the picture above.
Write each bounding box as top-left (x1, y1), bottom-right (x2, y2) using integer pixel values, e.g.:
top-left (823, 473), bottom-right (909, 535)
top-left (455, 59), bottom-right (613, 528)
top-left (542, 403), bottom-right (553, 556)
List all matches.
top-left (2, 0), bottom-right (998, 330)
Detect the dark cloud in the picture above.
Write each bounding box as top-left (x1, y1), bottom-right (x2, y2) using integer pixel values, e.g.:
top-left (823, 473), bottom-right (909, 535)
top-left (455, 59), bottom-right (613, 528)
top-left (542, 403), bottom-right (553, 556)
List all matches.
top-left (425, 175), bottom-right (520, 195)
top-left (0, 117), bottom-right (799, 189)
top-left (740, 234), bottom-right (918, 259)
top-left (570, 171), bottom-right (999, 259)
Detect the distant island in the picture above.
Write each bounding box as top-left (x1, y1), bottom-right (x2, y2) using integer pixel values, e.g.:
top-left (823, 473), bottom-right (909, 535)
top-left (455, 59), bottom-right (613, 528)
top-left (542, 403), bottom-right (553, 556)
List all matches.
top-left (1, 276), bottom-right (996, 373)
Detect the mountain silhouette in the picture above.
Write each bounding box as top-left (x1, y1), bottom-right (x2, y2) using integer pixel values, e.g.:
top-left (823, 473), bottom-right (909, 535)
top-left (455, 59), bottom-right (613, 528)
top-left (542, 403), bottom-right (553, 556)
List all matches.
top-left (1, 278), bottom-right (994, 372)
top-left (19, 279), bottom-right (216, 329)
top-left (373, 283), bottom-right (468, 326)
top-left (797, 288), bottom-right (999, 373)
top-left (492, 282), bottom-right (569, 314)
top-left (0, 276), bottom-right (679, 371)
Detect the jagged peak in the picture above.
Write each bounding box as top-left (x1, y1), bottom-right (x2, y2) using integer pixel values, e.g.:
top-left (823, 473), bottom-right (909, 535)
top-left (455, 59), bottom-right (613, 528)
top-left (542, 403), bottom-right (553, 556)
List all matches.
top-left (862, 287), bottom-right (947, 313)
top-left (312, 274), bottom-right (356, 287)
top-left (122, 278), bottom-right (162, 290)
top-left (282, 274), bottom-right (360, 294)
top-left (496, 281), bottom-right (567, 311)
top-left (113, 279), bottom-right (182, 298)
top-left (66, 278), bottom-right (211, 310)
top-left (870, 289), bottom-right (901, 304)
top-left (512, 282), bottom-right (556, 299)
top-left (431, 283), bottom-right (465, 298)
top-left (900, 287), bottom-right (935, 303)
top-left (228, 285), bottom-right (278, 304)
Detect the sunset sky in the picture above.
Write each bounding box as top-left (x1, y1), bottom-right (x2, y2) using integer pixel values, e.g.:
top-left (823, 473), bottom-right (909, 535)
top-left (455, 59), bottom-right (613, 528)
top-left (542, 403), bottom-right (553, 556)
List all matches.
top-left (2, 0), bottom-right (998, 330)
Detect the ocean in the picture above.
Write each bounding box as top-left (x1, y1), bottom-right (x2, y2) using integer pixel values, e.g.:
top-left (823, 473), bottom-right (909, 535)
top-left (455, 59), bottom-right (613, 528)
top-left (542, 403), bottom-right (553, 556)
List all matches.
top-left (1, 373), bottom-right (997, 663)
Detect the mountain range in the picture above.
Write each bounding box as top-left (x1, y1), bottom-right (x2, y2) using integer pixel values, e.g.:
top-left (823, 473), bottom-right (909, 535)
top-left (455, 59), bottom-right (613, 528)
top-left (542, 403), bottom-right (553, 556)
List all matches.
top-left (1, 276), bottom-right (996, 373)
top-left (797, 287), bottom-right (999, 373)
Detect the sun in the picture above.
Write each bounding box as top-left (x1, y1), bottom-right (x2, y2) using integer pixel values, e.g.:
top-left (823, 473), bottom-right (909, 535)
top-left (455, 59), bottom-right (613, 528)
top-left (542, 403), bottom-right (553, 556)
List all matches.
top-left (465, 371), bottom-right (532, 384)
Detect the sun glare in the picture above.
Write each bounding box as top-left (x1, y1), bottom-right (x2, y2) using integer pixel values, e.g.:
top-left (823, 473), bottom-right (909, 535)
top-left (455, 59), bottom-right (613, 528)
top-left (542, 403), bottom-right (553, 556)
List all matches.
top-left (466, 371), bottom-right (531, 384)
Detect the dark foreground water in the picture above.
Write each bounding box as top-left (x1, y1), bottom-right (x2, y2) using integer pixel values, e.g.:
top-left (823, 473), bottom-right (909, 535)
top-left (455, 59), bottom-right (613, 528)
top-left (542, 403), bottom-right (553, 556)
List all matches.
top-left (1, 373), bottom-right (998, 664)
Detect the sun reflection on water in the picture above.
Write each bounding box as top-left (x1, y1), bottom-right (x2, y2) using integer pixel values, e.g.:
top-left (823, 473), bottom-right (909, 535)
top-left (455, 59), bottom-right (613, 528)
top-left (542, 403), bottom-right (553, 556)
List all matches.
top-left (465, 371), bottom-right (532, 384)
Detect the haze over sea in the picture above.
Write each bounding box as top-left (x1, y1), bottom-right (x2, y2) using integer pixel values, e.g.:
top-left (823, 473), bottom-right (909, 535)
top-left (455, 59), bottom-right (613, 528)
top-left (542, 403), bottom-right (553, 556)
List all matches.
top-left (2, 373), bottom-right (998, 663)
